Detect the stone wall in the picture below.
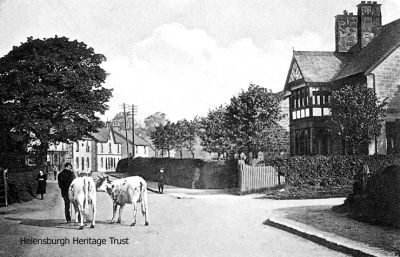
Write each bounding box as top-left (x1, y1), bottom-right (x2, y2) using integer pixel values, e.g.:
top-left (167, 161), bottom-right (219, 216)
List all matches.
top-left (369, 46), bottom-right (400, 154)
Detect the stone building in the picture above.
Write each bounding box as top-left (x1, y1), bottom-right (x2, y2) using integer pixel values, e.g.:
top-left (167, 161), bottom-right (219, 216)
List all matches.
top-left (284, 1), bottom-right (400, 156)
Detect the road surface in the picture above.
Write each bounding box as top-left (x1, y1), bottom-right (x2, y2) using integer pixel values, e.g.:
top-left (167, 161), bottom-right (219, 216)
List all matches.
top-left (0, 178), bottom-right (348, 257)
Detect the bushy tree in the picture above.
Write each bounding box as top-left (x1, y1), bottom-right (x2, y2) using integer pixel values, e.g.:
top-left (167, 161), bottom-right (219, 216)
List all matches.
top-left (198, 106), bottom-right (233, 159)
top-left (181, 119), bottom-right (199, 158)
top-left (172, 121), bottom-right (186, 158)
top-left (328, 83), bottom-right (386, 155)
top-left (225, 84), bottom-right (284, 158)
top-left (0, 36), bottom-right (112, 166)
top-left (144, 112), bottom-right (168, 135)
top-left (150, 121), bottom-right (175, 157)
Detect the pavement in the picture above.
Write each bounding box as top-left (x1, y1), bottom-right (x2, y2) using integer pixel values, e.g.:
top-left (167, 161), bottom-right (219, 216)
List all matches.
top-left (106, 172), bottom-right (398, 257)
top-left (266, 210), bottom-right (397, 257)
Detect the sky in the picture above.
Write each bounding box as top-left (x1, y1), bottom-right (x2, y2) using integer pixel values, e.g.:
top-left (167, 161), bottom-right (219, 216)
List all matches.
top-left (0, 0), bottom-right (399, 123)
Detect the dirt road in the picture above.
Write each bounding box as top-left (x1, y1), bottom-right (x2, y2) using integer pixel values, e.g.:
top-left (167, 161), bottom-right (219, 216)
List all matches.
top-left (0, 179), bottom-right (347, 257)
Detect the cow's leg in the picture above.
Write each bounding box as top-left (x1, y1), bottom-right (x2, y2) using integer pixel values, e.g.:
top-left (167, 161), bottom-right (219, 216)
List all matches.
top-left (72, 202), bottom-right (79, 223)
top-left (110, 202), bottom-right (118, 224)
top-left (90, 201), bottom-right (96, 228)
top-left (131, 203), bottom-right (137, 226)
top-left (142, 189), bottom-right (149, 226)
top-left (117, 204), bottom-right (125, 223)
top-left (77, 203), bottom-right (84, 230)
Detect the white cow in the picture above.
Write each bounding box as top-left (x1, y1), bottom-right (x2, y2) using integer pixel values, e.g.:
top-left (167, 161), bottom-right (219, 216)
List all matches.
top-left (68, 176), bottom-right (97, 229)
top-left (96, 175), bottom-right (149, 226)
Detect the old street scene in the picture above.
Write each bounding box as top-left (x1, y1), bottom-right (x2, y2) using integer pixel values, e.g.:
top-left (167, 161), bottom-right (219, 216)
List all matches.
top-left (1, 1), bottom-right (400, 257)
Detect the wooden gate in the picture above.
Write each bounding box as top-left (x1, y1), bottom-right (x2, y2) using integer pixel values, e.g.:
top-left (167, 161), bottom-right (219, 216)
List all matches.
top-left (239, 163), bottom-right (284, 194)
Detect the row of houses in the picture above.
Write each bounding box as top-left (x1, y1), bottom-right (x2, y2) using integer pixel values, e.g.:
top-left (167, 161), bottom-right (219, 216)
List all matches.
top-left (47, 123), bottom-right (153, 173)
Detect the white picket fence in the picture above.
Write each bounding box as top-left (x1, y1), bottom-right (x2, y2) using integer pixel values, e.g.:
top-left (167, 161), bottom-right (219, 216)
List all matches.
top-left (239, 163), bottom-right (284, 194)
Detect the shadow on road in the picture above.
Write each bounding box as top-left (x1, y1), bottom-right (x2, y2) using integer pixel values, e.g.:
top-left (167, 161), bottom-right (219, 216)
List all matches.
top-left (0, 207), bottom-right (43, 215)
top-left (5, 217), bottom-right (110, 229)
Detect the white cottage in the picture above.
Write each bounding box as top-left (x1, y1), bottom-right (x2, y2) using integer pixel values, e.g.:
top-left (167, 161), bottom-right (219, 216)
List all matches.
top-left (89, 127), bottom-right (122, 172)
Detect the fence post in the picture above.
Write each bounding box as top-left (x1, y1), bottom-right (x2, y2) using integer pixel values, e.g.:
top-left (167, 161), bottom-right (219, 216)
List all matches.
top-left (277, 167), bottom-right (281, 186)
top-left (3, 169), bottom-right (8, 207)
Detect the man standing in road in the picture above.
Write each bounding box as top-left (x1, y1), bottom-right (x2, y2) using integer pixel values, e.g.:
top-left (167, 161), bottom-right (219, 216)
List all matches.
top-left (58, 163), bottom-right (75, 223)
top-left (157, 168), bottom-right (166, 194)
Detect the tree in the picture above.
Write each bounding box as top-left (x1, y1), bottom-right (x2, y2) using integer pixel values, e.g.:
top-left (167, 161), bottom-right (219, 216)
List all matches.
top-left (144, 112), bottom-right (168, 135)
top-left (181, 119), bottom-right (199, 159)
top-left (225, 84), bottom-right (284, 160)
top-left (328, 83), bottom-right (386, 155)
top-left (198, 106), bottom-right (233, 159)
top-left (150, 121), bottom-right (175, 157)
top-left (172, 121), bottom-right (186, 158)
top-left (0, 36), bottom-right (112, 165)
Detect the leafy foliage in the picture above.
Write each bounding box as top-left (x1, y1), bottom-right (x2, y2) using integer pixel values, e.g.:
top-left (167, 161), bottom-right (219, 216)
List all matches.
top-left (198, 106), bottom-right (233, 158)
top-left (328, 83), bottom-right (386, 154)
top-left (225, 84), bottom-right (284, 157)
top-left (150, 119), bottom-right (199, 158)
top-left (265, 154), bottom-right (400, 188)
top-left (180, 119), bottom-right (199, 158)
top-left (347, 164), bottom-right (400, 228)
top-left (150, 122), bottom-right (172, 157)
top-left (144, 112), bottom-right (168, 135)
top-left (0, 36), bottom-right (112, 165)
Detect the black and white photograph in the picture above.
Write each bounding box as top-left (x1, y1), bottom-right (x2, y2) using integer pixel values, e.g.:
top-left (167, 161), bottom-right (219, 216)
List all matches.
top-left (1, 0), bottom-right (400, 256)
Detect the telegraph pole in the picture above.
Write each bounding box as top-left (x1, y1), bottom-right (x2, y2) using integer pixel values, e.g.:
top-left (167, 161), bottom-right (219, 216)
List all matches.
top-left (123, 103), bottom-right (129, 161)
top-left (131, 105), bottom-right (135, 157)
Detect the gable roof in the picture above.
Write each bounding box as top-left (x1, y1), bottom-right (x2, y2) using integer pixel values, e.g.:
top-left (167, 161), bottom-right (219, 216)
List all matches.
top-left (114, 130), bottom-right (150, 146)
top-left (284, 18), bottom-right (400, 90)
top-left (89, 127), bottom-right (116, 143)
top-left (334, 18), bottom-right (400, 80)
top-left (293, 51), bottom-right (351, 83)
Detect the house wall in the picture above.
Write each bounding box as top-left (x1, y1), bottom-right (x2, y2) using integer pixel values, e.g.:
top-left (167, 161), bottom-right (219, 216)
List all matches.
top-left (134, 145), bottom-right (149, 158)
top-left (368, 46), bottom-right (400, 154)
top-left (47, 142), bottom-right (72, 172)
top-left (96, 131), bottom-right (122, 172)
top-left (72, 140), bottom-right (93, 173)
top-left (120, 143), bottom-right (149, 158)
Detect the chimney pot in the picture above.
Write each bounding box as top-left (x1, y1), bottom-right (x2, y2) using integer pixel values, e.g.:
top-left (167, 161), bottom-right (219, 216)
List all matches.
top-left (372, 1), bottom-right (377, 3)
top-left (367, 1), bottom-right (372, 4)
top-left (349, 12), bottom-right (353, 15)
top-left (343, 10), bottom-right (348, 15)
top-left (361, 1), bottom-right (366, 4)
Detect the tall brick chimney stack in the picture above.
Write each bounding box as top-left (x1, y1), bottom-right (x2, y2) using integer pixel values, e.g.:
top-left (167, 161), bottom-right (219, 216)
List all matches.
top-left (335, 10), bottom-right (358, 52)
top-left (357, 1), bottom-right (382, 48)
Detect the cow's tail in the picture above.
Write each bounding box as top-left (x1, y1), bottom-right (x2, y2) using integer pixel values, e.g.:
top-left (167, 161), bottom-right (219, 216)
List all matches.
top-left (140, 182), bottom-right (148, 218)
top-left (83, 177), bottom-right (89, 217)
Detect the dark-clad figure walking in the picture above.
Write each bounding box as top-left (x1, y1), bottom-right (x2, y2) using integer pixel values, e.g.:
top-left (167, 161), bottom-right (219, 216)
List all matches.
top-left (36, 170), bottom-right (47, 200)
top-left (53, 166), bottom-right (58, 180)
top-left (157, 168), bottom-right (166, 194)
top-left (58, 163), bottom-right (76, 223)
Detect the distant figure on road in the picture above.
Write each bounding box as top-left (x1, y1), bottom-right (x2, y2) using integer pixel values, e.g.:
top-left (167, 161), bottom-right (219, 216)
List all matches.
top-left (36, 170), bottom-right (47, 200)
top-left (58, 163), bottom-right (76, 223)
top-left (53, 166), bottom-right (58, 181)
top-left (157, 168), bottom-right (166, 194)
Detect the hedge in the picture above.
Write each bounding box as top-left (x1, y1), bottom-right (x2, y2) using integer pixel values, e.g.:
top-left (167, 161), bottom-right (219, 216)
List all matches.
top-left (116, 157), bottom-right (238, 189)
top-left (345, 164), bottom-right (400, 227)
top-left (5, 168), bottom-right (39, 204)
top-left (263, 155), bottom-right (400, 188)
